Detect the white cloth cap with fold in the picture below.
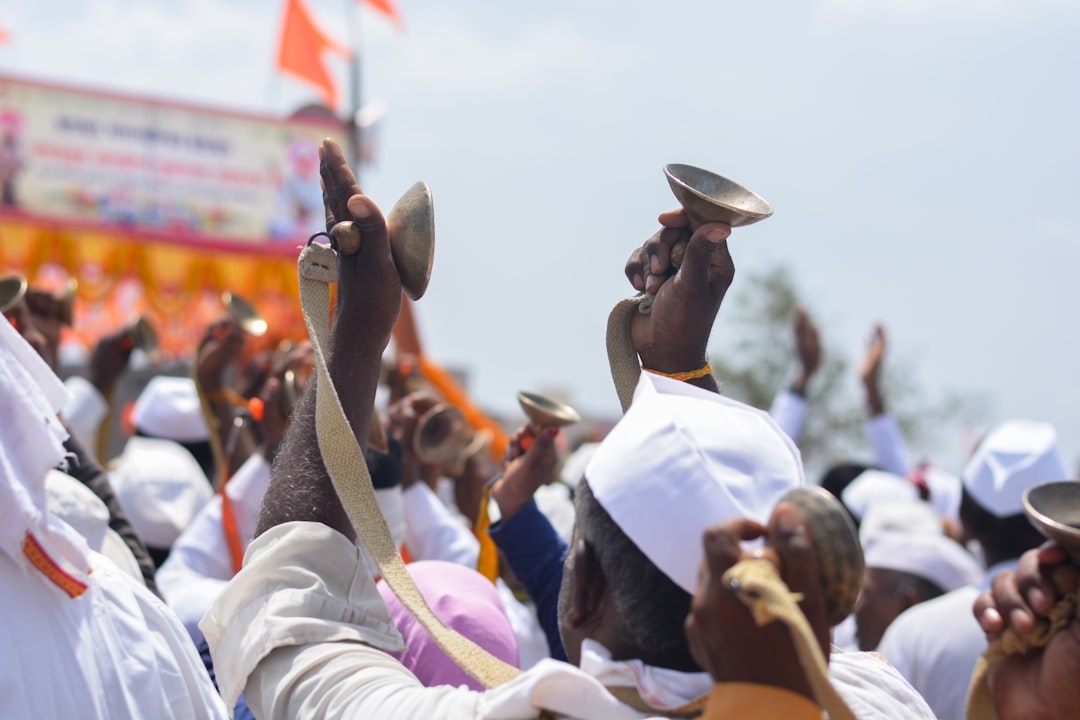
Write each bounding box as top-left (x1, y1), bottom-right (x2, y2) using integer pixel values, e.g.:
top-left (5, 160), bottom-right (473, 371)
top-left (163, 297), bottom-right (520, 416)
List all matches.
top-left (859, 499), bottom-right (944, 546)
top-left (584, 372), bottom-right (804, 596)
top-left (841, 469), bottom-right (918, 522)
top-left (131, 376), bottom-right (210, 443)
top-left (111, 436), bottom-right (213, 549)
top-left (962, 419), bottom-right (1070, 517)
top-left (863, 530), bottom-right (983, 592)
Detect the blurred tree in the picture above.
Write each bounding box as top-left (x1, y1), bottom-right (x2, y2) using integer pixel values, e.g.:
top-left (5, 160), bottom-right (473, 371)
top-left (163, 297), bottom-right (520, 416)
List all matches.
top-left (709, 265), bottom-right (989, 480)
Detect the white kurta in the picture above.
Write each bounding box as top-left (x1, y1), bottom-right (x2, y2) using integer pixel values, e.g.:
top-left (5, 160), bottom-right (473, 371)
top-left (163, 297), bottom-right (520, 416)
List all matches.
top-left (158, 452), bottom-right (272, 644)
top-left (203, 521), bottom-right (936, 720)
top-left (876, 562), bottom-right (1011, 720)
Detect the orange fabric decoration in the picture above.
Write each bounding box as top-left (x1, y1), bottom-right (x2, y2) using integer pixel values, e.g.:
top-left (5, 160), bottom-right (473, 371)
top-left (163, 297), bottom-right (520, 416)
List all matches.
top-left (360, 0), bottom-right (405, 29)
top-left (22, 532), bottom-right (88, 598)
top-left (276, 0), bottom-right (353, 110)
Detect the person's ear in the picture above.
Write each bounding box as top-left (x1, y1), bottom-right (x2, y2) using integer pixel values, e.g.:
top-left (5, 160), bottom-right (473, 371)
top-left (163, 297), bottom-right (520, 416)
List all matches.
top-left (565, 538), bottom-right (607, 630)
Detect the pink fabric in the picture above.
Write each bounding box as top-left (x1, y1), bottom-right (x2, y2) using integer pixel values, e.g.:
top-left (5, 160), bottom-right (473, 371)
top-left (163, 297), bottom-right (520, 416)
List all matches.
top-left (376, 560), bottom-right (519, 690)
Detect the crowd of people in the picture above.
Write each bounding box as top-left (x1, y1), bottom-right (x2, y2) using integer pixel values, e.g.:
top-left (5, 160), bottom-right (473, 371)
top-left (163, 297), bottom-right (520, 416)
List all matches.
top-left (1, 137), bottom-right (1078, 719)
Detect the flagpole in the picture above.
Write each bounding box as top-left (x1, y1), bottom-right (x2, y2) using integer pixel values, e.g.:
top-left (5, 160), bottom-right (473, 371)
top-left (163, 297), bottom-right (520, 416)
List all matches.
top-left (346, 0), bottom-right (363, 184)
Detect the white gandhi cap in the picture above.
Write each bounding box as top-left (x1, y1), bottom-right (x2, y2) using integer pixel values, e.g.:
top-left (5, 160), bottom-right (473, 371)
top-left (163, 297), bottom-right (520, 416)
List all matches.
top-left (584, 372), bottom-right (804, 595)
top-left (131, 376), bottom-right (210, 444)
top-left (963, 419), bottom-right (1069, 517)
top-left (863, 530), bottom-right (983, 593)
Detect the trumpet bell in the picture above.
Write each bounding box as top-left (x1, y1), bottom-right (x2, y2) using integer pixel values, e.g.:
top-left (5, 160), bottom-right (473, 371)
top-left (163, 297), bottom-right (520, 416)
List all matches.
top-left (0, 275), bottom-right (28, 314)
top-left (664, 164), bottom-right (773, 230)
top-left (517, 391), bottom-right (581, 430)
top-left (413, 403), bottom-right (471, 465)
top-left (1024, 481), bottom-right (1080, 561)
top-left (222, 291), bottom-right (268, 337)
top-left (386, 181), bottom-right (435, 302)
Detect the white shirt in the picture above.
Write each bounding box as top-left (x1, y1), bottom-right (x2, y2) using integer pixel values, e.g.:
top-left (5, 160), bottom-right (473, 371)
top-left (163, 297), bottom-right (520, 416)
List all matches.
top-left (876, 561), bottom-right (1014, 720)
top-left (62, 375), bottom-right (108, 458)
top-left (158, 453), bottom-right (272, 644)
top-left (0, 536), bottom-right (227, 719)
top-left (203, 521), bottom-right (936, 720)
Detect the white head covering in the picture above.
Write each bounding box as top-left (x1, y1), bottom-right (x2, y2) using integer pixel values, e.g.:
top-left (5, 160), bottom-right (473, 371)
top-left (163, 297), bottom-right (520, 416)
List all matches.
top-left (962, 420), bottom-right (1069, 517)
top-left (111, 436), bottom-right (213, 549)
top-left (859, 498), bottom-right (944, 546)
top-left (584, 372), bottom-right (804, 595)
top-left (131, 376), bottom-right (210, 443)
top-left (0, 316), bottom-right (96, 597)
top-left (841, 469), bottom-right (917, 522)
top-left (863, 530), bottom-right (983, 593)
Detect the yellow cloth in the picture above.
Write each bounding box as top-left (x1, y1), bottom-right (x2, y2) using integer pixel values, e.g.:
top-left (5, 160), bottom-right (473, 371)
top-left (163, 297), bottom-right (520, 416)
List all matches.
top-left (701, 683), bottom-right (820, 720)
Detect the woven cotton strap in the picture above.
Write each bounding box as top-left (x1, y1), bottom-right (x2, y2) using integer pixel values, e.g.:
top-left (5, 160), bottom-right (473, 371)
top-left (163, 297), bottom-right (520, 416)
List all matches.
top-left (723, 558), bottom-right (857, 720)
top-left (297, 241), bottom-right (520, 689)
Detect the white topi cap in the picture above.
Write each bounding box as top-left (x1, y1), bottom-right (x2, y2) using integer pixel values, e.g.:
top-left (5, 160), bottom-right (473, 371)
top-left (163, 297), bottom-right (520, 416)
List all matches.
top-left (131, 376), bottom-right (210, 444)
top-left (841, 470), bottom-right (918, 522)
top-left (858, 499), bottom-right (944, 546)
top-left (584, 372), bottom-right (804, 596)
top-left (962, 420), bottom-right (1069, 517)
top-left (111, 436), bottom-right (213, 549)
top-left (863, 530), bottom-right (983, 592)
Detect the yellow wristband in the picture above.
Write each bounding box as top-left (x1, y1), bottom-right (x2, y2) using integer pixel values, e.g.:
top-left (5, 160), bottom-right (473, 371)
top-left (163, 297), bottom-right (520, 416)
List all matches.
top-left (643, 363), bottom-right (713, 381)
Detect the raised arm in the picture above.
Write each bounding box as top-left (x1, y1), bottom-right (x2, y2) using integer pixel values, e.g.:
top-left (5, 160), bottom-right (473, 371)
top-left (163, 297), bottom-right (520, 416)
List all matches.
top-left (254, 139), bottom-right (402, 541)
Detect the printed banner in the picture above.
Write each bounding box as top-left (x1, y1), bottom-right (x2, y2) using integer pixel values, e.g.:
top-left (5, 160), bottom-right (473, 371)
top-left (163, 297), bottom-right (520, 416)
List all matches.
top-left (0, 73), bottom-right (347, 247)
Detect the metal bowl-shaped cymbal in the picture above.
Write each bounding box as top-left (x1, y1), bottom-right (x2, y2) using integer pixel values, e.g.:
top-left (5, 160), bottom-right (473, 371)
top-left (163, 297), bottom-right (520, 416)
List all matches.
top-left (413, 403), bottom-right (471, 465)
top-left (1024, 481), bottom-right (1080, 561)
top-left (517, 391), bottom-right (581, 429)
top-left (780, 485), bottom-right (864, 627)
top-left (0, 275), bottom-right (28, 314)
top-left (222, 291), bottom-right (268, 337)
top-left (664, 164), bottom-right (773, 230)
top-left (387, 181), bottom-right (435, 302)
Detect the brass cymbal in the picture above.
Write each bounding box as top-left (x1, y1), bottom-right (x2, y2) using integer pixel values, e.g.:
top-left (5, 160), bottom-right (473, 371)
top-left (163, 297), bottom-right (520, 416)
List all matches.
top-left (222, 291), bottom-right (268, 337)
top-left (664, 164), bottom-right (773, 230)
top-left (1024, 481), bottom-right (1080, 561)
top-left (386, 181), bottom-right (435, 302)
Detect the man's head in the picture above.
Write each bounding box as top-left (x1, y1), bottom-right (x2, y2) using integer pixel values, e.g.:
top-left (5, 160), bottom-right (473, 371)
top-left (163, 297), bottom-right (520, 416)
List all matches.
top-left (555, 372), bottom-right (804, 670)
top-left (959, 419), bottom-right (1070, 565)
top-left (854, 530), bottom-right (982, 651)
top-left (131, 376), bottom-right (214, 481)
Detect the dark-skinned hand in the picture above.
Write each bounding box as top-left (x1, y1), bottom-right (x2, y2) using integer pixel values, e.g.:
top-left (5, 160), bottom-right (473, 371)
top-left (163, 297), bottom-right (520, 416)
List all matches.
top-left (384, 391), bottom-right (443, 489)
top-left (88, 326), bottom-right (135, 397)
top-left (318, 138), bottom-right (401, 344)
top-left (790, 307), bottom-right (820, 396)
top-left (859, 324), bottom-right (886, 416)
top-left (196, 317), bottom-right (245, 393)
top-left (624, 209), bottom-right (733, 377)
top-left (685, 503), bottom-right (829, 704)
top-left (490, 424), bottom-right (560, 521)
top-left (972, 543), bottom-right (1080, 720)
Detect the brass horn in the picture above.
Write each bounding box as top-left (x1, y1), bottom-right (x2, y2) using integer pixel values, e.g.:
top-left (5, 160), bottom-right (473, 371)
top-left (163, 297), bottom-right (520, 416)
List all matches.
top-left (329, 183), bottom-right (435, 302)
top-left (1023, 481), bottom-right (1080, 560)
top-left (664, 164), bottom-right (773, 231)
top-left (413, 402), bottom-right (472, 465)
top-left (517, 391), bottom-right (581, 431)
top-left (0, 274), bottom-right (27, 314)
top-left (222, 291), bottom-right (268, 337)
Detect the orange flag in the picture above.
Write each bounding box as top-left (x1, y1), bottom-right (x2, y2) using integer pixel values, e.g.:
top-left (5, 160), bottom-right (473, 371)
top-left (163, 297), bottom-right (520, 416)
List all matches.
top-left (276, 0), bottom-right (352, 110)
top-left (360, 0), bottom-right (405, 30)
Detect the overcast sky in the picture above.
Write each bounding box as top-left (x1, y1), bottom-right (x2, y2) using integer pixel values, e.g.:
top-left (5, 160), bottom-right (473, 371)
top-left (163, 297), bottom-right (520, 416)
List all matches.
top-left (2, 0), bottom-right (1078, 473)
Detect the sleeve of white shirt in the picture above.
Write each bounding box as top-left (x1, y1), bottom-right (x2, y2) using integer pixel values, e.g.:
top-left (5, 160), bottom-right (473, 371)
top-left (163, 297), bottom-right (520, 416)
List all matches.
top-left (768, 389), bottom-right (807, 442)
top-left (402, 482), bottom-right (479, 567)
top-left (864, 414), bottom-right (911, 478)
top-left (62, 376), bottom-right (108, 455)
top-left (201, 521), bottom-right (481, 720)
